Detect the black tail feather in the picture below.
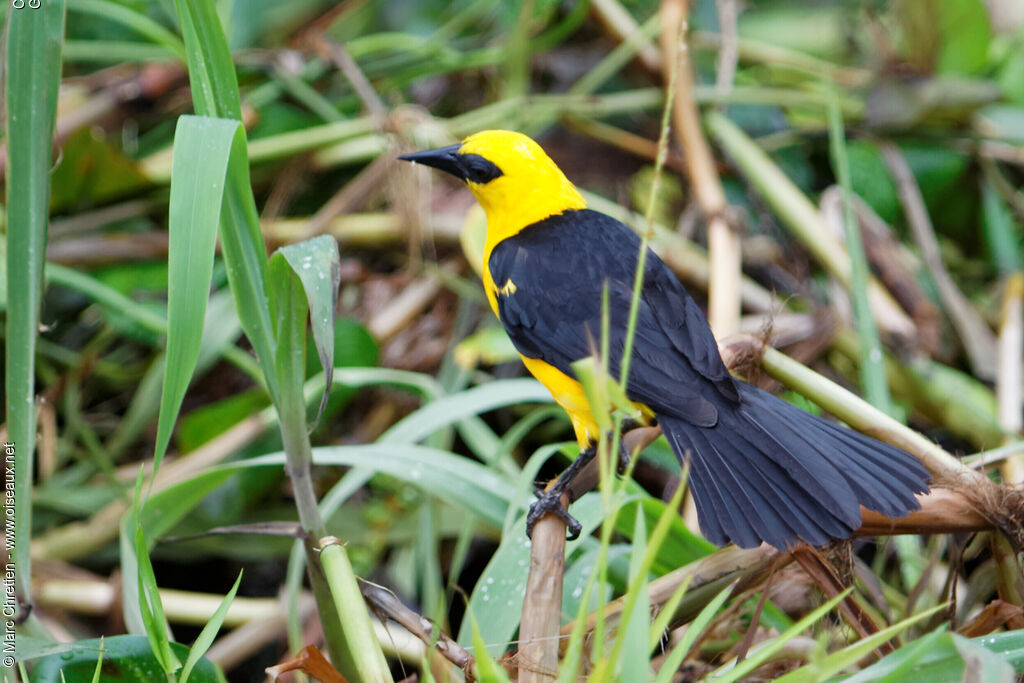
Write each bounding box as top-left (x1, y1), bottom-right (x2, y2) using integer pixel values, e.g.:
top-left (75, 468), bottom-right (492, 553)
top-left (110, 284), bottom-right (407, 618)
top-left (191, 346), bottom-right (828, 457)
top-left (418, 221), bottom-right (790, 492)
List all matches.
top-left (659, 383), bottom-right (931, 550)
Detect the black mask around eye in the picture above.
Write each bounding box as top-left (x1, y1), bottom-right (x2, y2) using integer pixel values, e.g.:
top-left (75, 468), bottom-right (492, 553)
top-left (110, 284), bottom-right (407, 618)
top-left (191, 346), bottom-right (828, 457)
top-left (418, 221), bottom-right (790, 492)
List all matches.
top-left (398, 146), bottom-right (503, 184)
top-left (460, 154), bottom-right (503, 184)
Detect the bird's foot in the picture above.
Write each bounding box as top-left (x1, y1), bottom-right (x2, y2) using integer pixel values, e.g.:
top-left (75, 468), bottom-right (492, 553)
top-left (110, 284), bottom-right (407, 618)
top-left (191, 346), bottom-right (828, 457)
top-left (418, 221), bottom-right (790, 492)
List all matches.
top-left (526, 486), bottom-right (582, 541)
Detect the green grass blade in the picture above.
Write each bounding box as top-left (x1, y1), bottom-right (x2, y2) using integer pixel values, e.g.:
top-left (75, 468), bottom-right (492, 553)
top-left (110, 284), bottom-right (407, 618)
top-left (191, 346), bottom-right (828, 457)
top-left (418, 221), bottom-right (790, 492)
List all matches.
top-left (266, 251), bottom-right (325, 537)
top-left (67, 0), bottom-right (186, 60)
top-left (134, 523), bottom-right (180, 674)
top-left (380, 379), bottom-right (552, 444)
top-left (981, 176), bottom-right (1024, 275)
top-left (652, 582), bottom-right (734, 683)
top-left (154, 115), bottom-right (243, 469)
top-left (711, 589), bottom-right (851, 682)
top-left (180, 571), bottom-right (243, 683)
top-left (826, 88), bottom-right (892, 414)
top-left (469, 614), bottom-right (512, 683)
top-left (172, 0), bottom-right (241, 119)
top-left (618, 512), bottom-right (652, 682)
top-left (89, 637), bottom-right (105, 683)
top-left (277, 236), bottom-right (341, 428)
top-left (838, 629), bottom-right (1023, 682)
top-left (774, 603), bottom-right (946, 682)
top-left (130, 471), bottom-right (181, 674)
top-left (4, 0), bottom-right (66, 624)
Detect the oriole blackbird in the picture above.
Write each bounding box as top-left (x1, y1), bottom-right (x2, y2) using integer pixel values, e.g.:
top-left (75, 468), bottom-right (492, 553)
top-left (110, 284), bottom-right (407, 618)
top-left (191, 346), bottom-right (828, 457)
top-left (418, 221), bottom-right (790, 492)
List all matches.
top-left (400, 130), bottom-right (930, 550)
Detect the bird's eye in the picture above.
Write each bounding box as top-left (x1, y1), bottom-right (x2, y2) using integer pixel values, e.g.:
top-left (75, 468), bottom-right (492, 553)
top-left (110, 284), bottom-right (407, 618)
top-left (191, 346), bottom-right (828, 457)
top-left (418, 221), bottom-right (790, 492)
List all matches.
top-left (460, 154), bottom-right (503, 184)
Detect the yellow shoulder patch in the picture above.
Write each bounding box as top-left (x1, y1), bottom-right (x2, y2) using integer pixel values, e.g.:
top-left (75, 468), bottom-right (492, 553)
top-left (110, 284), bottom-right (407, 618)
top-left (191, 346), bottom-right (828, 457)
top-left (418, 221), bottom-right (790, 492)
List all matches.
top-left (497, 278), bottom-right (517, 296)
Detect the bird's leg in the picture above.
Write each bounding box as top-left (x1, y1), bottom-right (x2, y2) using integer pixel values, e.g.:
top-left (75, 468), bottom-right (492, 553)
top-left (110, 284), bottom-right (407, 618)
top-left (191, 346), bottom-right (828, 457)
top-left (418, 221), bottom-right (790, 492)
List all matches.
top-left (526, 443), bottom-right (594, 541)
top-left (526, 425), bottom-right (640, 540)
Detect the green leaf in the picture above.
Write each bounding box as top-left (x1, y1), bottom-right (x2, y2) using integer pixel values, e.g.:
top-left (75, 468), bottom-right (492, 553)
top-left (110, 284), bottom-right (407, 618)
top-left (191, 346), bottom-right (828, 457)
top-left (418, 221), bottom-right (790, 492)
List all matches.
top-left (774, 603), bottom-right (946, 682)
top-left (652, 583), bottom-right (734, 683)
top-left (380, 378), bottom-right (552, 444)
top-left (614, 498), bottom-right (714, 573)
top-left (154, 115), bottom-right (247, 471)
top-left (134, 521), bottom-right (181, 674)
top-left (174, 0), bottom-right (278, 405)
top-left (27, 636), bottom-right (225, 683)
top-left (619, 512), bottom-right (651, 682)
top-left (840, 630), bottom-right (1023, 682)
top-left (66, 0), bottom-right (186, 60)
top-left (173, 0), bottom-right (241, 119)
top-left (276, 235), bottom-right (341, 428)
top-left (981, 177), bottom-right (1024, 275)
top-left (937, 0), bottom-right (991, 76)
top-left (180, 571), bottom-right (243, 683)
top-left (469, 613), bottom-right (513, 683)
top-left (5, 0), bottom-right (66, 617)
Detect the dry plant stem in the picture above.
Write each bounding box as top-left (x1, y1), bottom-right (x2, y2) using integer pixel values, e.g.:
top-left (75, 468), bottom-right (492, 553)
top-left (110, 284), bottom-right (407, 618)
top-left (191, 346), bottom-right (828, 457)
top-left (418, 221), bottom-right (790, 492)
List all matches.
top-left (517, 490), bottom-right (569, 683)
top-left (713, 0), bottom-right (738, 95)
top-left (361, 583), bottom-right (473, 678)
top-left (314, 37), bottom-right (388, 122)
top-left (841, 191), bottom-right (942, 354)
top-left (590, 0), bottom-right (661, 73)
top-left (263, 212), bottom-right (464, 247)
top-left (789, 547), bottom-right (891, 656)
top-left (880, 143), bottom-right (998, 380)
top-left (564, 116), bottom-right (687, 172)
top-left (515, 429), bottom-right (658, 680)
top-left (857, 489), bottom-right (991, 536)
top-left (660, 0), bottom-right (740, 339)
top-left (998, 273), bottom-right (1024, 483)
top-left (37, 578), bottom-right (281, 625)
top-left (704, 113), bottom-right (916, 340)
top-left (367, 265), bottom-right (452, 342)
top-left (301, 154), bottom-right (393, 239)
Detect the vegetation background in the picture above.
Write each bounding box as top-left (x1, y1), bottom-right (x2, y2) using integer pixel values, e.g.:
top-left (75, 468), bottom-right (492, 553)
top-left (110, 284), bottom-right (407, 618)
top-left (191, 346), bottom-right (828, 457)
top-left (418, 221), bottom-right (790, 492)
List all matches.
top-left (3, 0), bottom-right (1024, 680)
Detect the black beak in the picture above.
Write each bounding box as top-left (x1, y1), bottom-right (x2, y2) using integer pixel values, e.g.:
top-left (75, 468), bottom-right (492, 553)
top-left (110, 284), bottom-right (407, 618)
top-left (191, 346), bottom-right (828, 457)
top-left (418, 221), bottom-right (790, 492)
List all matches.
top-left (397, 144), bottom-right (466, 180)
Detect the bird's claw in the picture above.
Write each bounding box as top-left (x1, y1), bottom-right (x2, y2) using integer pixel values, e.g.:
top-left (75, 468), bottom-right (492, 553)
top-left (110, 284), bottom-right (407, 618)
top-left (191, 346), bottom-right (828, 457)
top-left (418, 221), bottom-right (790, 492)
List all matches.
top-left (526, 487), bottom-right (582, 541)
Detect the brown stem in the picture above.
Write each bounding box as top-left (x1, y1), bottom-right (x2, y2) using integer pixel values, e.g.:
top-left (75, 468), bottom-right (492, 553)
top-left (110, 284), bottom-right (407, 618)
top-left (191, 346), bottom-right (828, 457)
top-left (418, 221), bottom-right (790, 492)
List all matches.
top-left (660, 0), bottom-right (740, 339)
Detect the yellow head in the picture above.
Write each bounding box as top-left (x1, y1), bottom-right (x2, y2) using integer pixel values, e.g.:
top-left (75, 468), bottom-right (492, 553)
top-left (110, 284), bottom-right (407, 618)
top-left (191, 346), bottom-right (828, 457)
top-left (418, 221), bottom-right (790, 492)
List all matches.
top-left (400, 130), bottom-right (586, 248)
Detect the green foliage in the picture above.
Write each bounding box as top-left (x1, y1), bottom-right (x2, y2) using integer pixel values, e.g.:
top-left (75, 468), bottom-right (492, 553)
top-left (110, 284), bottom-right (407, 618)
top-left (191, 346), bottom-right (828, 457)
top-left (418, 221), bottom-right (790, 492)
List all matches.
top-left (28, 636), bottom-right (225, 683)
top-left (26, 1), bottom-right (1024, 681)
top-left (5, 0), bottom-right (66, 626)
top-left (839, 629), bottom-right (1023, 683)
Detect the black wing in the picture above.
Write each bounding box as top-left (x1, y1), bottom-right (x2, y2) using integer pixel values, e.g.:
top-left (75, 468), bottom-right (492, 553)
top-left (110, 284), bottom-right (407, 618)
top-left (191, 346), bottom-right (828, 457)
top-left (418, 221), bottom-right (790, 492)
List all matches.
top-left (488, 209), bottom-right (739, 427)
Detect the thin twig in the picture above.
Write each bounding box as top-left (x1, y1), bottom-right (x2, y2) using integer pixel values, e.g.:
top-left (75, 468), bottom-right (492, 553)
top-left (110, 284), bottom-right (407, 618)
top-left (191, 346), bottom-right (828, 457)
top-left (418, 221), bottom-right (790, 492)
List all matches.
top-left (713, 0), bottom-right (738, 96)
top-left (880, 143), bottom-right (998, 380)
top-left (590, 0), bottom-right (662, 73)
top-left (313, 36), bottom-right (388, 123)
top-left (361, 582), bottom-right (474, 680)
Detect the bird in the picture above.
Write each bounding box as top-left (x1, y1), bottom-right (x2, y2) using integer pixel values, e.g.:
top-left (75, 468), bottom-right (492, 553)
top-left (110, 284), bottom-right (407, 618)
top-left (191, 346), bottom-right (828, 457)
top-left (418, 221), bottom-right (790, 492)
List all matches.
top-left (399, 130), bottom-right (930, 550)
